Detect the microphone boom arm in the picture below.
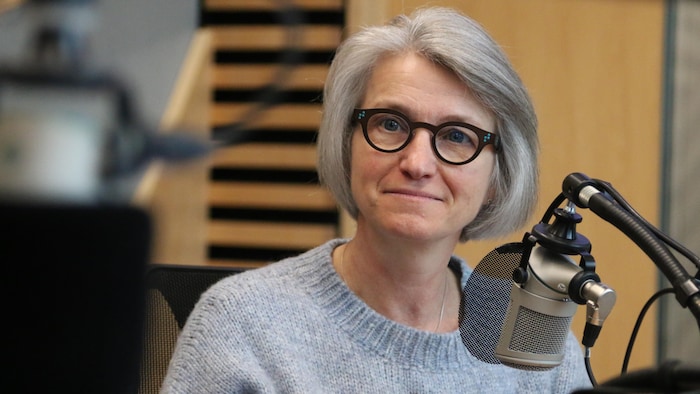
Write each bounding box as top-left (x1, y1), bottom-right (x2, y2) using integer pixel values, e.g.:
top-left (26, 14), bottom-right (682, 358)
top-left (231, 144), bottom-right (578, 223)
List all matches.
top-left (563, 173), bottom-right (700, 329)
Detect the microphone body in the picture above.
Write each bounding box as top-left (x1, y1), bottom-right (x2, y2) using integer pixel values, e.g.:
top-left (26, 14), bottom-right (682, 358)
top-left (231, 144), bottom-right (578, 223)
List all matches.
top-left (461, 202), bottom-right (615, 370)
top-left (495, 245), bottom-right (580, 370)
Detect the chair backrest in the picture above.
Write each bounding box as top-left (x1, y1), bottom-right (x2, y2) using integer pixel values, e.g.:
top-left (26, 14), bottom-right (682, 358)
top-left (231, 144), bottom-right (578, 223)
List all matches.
top-left (139, 263), bottom-right (245, 394)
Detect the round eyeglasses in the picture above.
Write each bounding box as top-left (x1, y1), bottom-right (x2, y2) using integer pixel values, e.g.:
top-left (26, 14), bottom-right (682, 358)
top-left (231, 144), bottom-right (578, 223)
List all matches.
top-left (352, 108), bottom-right (501, 165)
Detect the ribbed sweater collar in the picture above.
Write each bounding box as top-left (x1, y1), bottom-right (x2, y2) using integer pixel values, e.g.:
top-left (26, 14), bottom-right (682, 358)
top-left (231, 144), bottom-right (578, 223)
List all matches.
top-left (295, 239), bottom-right (472, 372)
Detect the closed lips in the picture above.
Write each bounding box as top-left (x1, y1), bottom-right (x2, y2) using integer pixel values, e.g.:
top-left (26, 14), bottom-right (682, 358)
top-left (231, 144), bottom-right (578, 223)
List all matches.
top-left (385, 188), bottom-right (443, 201)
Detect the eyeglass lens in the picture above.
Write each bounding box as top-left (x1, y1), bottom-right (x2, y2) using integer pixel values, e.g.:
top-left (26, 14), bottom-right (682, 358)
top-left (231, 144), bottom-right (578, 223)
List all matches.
top-left (359, 109), bottom-right (490, 164)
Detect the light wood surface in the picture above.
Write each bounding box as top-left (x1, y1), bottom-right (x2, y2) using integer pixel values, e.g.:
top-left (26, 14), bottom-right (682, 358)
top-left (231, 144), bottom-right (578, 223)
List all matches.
top-left (211, 103), bottom-right (322, 128)
top-left (212, 143), bottom-right (318, 169)
top-left (209, 181), bottom-right (336, 209)
top-left (208, 219), bottom-right (336, 249)
top-left (212, 25), bottom-right (342, 50)
top-left (214, 64), bottom-right (328, 89)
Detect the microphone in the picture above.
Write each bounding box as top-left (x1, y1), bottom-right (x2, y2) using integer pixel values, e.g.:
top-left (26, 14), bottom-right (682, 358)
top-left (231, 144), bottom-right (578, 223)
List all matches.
top-left (460, 201), bottom-right (616, 370)
top-left (495, 244), bottom-right (616, 370)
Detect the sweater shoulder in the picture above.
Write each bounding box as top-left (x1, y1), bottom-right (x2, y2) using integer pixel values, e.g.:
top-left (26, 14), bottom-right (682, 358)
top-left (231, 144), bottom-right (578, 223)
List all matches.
top-left (201, 239), bottom-right (343, 302)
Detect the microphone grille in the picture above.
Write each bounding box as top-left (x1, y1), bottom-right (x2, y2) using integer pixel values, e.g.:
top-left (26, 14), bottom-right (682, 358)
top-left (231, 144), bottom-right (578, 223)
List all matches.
top-left (508, 307), bottom-right (572, 355)
top-left (499, 304), bottom-right (572, 371)
top-left (460, 242), bottom-right (526, 364)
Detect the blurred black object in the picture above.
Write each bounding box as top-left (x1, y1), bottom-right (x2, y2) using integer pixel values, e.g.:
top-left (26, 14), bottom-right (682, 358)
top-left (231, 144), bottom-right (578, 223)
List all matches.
top-left (1, 202), bottom-right (152, 393)
top-left (572, 360), bottom-right (700, 393)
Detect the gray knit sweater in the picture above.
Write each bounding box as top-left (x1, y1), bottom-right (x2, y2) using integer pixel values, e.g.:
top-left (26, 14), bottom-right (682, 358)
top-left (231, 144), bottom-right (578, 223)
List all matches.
top-left (162, 239), bottom-right (592, 393)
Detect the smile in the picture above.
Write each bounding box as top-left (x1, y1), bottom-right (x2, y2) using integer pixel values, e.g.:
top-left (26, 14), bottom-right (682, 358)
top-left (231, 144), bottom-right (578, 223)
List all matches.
top-left (384, 188), bottom-right (443, 201)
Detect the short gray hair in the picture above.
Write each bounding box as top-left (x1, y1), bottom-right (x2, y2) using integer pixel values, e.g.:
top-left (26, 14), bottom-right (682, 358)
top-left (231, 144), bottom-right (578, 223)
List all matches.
top-left (317, 6), bottom-right (539, 241)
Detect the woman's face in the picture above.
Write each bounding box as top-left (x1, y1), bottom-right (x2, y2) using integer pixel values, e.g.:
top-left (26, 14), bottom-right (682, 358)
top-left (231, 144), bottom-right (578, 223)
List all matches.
top-left (351, 52), bottom-right (497, 244)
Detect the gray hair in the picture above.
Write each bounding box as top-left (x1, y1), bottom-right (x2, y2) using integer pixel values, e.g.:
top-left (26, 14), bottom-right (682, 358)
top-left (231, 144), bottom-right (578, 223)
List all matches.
top-left (317, 6), bottom-right (539, 242)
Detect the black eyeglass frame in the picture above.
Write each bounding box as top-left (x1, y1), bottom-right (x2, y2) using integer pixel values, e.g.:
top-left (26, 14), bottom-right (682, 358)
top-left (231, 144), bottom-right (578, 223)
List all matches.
top-left (352, 108), bottom-right (501, 165)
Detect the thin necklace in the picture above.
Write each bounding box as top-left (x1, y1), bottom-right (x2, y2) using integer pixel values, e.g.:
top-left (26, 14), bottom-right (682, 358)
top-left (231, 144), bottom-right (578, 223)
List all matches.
top-left (338, 244), bottom-right (448, 333)
top-left (435, 269), bottom-right (447, 332)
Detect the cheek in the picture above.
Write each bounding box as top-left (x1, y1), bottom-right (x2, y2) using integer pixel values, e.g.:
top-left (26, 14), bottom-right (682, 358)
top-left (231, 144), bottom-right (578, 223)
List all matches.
top-left (350, 131), bottom-right (384, 179)
top-left (451, 155), bottom-right (496, 203)
top-left (349, 132), bottom-right (396, 204)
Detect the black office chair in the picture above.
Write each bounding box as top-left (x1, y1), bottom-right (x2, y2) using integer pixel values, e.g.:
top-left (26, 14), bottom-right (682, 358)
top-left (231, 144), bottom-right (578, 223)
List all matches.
top-left (139, 263), bottom-right (245, 394)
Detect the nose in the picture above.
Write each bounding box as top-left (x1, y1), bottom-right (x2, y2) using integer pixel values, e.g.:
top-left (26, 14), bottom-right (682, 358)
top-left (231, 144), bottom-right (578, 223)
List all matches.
top-left (398, 129), bottom-right (438, 179)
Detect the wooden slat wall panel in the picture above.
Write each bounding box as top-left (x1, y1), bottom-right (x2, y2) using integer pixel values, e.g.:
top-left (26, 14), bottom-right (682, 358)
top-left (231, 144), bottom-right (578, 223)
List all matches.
top-left (206, 0), bottom-right (343, 10)
top-left (209, 182), bottom-right (336, 209)
top-left (214, 64), bottom-right (328, 89)
top-left (211, 104), bottom-right (322, 129)
top-left (142, 30), bottom-right (214, 267)
top-left (209, 220), bottom-right (336, 249)
top-left (212, 26), bottom-right (342, 49)
top-left (212, 143), bottom-right (318, 169)
top-left (202, 0), bottom-right (344, 267)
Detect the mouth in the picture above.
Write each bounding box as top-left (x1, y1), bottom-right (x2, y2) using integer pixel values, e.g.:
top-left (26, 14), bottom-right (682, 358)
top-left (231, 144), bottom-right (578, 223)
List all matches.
top-left (384, 188), bottom-right (443, 202)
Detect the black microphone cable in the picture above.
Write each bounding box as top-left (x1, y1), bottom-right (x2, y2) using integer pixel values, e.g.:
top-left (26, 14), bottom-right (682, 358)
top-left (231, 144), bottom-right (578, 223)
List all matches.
top-left (591, 177), bottom-right (700, 271)
top-left (209, 0), bottom-right (306, 149)
top-left (621, 287), bottom-right (675, 374)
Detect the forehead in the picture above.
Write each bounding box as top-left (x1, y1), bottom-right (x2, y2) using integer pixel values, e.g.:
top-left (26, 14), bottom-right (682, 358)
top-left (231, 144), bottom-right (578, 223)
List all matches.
top-left (361, 53), bottom-right (494, 131)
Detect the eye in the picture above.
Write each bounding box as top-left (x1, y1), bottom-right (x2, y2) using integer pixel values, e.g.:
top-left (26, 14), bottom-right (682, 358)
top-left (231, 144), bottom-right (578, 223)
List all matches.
top-left (383, 118), bottom-right (401, 131)
top-left (442, 128), bottom-right (476, 146)
top-left (374, 114), bottom-right (408, 133)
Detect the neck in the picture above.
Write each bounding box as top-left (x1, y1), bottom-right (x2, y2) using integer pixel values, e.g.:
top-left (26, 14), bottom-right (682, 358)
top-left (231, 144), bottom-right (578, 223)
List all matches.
top-left (334, 240), bottom-right (460, 333)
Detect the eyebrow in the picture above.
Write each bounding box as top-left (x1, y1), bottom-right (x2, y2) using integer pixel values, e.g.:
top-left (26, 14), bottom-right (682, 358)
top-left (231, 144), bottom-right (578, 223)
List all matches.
top-left (367, 103), bottom-right (486, 127)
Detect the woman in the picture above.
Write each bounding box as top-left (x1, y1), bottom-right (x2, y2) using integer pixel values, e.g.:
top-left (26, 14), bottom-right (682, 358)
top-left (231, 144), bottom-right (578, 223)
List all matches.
top-left (162, 6), bottom-right (591, 393)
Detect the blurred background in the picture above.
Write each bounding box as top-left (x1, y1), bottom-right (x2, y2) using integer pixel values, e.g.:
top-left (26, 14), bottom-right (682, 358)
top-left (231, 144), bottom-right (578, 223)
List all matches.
top-left (0, 0), bottom-right (697, 385)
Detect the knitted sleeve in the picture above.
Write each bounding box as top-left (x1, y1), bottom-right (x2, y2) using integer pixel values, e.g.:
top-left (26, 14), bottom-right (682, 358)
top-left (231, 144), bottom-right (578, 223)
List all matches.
top-left (161, 275), bottom-right (277, 393)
